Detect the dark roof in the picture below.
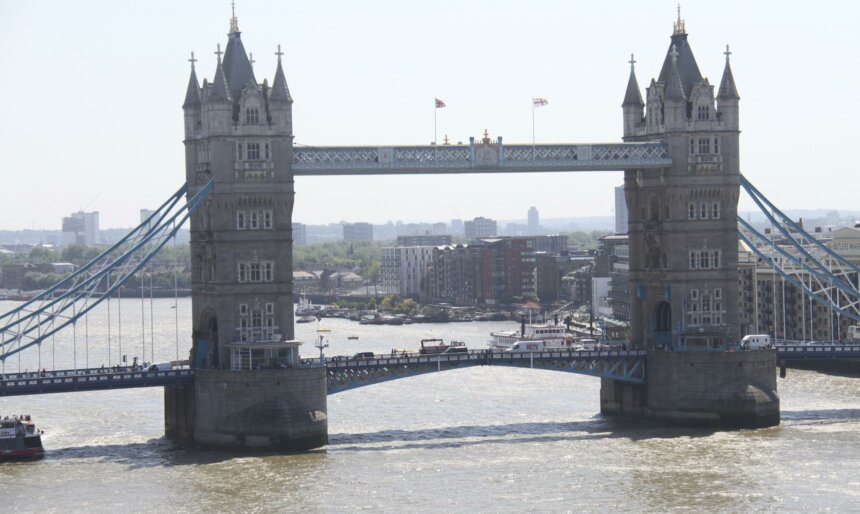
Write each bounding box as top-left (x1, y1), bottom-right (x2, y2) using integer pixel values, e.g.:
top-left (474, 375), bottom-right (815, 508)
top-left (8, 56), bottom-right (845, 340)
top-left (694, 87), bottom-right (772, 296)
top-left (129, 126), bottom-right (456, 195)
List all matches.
top-left (222, 32), bottom-right (257, 102)
top-left (717, 59), bottom-right (740, 100)
top-left (182, 67), bottom-right (201, 108)
top-left (664, 50), bottom-right (686, 100)
top-left (270, 58), bottom-right (292, 103)
top-left (657, 33), bottom-right (702, 98)
top-left (209, 58), bottom-right (232, 102)
top-left (622, 66), bottom-right (644, 106)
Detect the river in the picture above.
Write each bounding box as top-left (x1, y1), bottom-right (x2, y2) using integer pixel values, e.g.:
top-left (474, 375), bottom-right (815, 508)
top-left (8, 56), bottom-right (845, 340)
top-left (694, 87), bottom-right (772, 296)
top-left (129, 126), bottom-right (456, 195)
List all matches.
top-left (1, 299), bottom-right (859, 512)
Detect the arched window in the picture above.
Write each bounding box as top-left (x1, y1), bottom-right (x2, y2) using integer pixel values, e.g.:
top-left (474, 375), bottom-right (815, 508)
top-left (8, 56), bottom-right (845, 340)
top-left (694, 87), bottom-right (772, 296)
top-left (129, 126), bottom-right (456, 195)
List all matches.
top-left (245, 107), bottom-right (260, 125)
top-left (700, 203), bottom-right (708, 219)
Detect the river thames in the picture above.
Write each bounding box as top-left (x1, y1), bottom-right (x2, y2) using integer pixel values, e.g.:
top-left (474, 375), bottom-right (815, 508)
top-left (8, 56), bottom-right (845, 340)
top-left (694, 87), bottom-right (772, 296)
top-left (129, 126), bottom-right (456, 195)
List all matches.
top-left (1, 299), bottom-right (859, 512)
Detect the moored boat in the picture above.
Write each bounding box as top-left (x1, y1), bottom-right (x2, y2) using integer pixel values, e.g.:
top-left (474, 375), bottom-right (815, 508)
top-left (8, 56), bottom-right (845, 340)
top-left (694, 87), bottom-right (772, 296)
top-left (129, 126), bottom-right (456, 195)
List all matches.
top-left (488, 322), bottom-right (576, 350)
top-left (0, 415), bottom-right (44, 461)
top-left (296, 315), bottom-right (318, 323)
top-left (418, 338), bottom-right (466, 355)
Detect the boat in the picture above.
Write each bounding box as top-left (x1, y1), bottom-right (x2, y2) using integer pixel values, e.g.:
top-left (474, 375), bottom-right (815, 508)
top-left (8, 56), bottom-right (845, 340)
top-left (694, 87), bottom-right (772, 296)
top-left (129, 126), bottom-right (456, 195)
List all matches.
top-left (347, 336), bottom-right (359, 340)
top-left (295, 294), bottom-right (321, 317)
top-left (488, 322), bottom-right (576, 350)
top-left (0, 415), bottom-right (44, 460)
top-left (418, 338), bottom-right (466, 355)
top-left (296, 315), bottom-right (318, 323)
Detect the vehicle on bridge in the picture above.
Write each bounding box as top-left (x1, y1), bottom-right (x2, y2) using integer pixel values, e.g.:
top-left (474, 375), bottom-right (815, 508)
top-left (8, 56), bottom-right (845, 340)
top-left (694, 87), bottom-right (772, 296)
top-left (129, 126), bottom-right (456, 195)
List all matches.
top-left (0, 415), bottom-right (44, 460)
top-left (848, 326), bottom-right (860, 344)
top-left (741, 335), bottom-right (773, 350)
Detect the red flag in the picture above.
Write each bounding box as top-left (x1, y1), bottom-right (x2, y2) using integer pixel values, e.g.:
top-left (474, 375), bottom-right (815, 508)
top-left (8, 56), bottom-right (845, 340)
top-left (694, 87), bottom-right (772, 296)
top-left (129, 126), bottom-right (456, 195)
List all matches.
top-left (533, 97), bottom-right (548, 107)
top-left (435, 98), bottom-right (446, 108)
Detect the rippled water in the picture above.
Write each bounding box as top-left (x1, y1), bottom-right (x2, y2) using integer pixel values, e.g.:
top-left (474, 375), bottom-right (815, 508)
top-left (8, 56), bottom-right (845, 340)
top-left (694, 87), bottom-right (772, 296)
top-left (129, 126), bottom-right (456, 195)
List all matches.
top-left (1, 299), bottom-right (860, 512)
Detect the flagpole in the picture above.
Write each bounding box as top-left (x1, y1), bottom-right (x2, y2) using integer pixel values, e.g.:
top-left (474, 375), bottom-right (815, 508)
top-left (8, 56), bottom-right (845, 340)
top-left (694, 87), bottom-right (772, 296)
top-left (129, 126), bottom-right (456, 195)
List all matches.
top-left (434, 99), bottom-right (437, 161)
top-left (532, 99), bottom-right (536, 160)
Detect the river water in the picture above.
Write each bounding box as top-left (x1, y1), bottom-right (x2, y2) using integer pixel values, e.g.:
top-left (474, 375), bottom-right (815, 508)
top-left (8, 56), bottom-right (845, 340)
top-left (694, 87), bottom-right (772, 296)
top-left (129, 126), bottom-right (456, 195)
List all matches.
top-left (1, 299), bottom-right (859, 512)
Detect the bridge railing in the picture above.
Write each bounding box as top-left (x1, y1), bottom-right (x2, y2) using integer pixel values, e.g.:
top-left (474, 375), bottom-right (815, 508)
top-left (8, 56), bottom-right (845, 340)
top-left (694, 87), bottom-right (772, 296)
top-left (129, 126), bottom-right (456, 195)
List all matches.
top-left (0, 368), bottom-right (194, 396)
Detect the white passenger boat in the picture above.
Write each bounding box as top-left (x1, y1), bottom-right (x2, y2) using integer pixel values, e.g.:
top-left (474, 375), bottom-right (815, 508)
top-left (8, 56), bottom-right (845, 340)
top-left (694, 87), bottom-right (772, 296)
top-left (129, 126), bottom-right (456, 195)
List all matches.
top-left (488, 323), bottom-right (576, 350)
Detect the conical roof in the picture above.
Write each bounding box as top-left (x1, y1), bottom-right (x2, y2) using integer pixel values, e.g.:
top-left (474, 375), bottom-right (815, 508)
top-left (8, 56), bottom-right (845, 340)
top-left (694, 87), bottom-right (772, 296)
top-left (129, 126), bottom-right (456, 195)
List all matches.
top-left (270, 56), bottom-right (292, 103)
top-left (622, 62), bottom-right (644, 106)
top-left (717, 51), bottom-right (740, 100)
top-left (664, 45), bottom-right (686, 100)
top-left (657, 33), bottom-right (702, 98)
top-left (182, 65), bottom-right (201, 108)
top-left (222, 31), bottom-right (258, 102)
top-left (209, 56), bottom-right (232, 103)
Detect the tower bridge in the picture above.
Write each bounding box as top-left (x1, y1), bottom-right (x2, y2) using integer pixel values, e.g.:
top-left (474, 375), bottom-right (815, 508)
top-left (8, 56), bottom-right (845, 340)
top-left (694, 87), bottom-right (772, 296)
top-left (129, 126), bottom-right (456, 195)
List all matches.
top-left (4, 8), bottom-right (859, 451)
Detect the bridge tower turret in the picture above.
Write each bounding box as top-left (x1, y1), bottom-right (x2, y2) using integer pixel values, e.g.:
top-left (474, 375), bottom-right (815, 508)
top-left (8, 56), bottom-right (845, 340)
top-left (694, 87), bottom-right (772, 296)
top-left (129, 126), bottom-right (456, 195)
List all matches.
top-left (622, 10), bottom-right (741, 351)
top-left (168, 8), bottom-right (326, 451)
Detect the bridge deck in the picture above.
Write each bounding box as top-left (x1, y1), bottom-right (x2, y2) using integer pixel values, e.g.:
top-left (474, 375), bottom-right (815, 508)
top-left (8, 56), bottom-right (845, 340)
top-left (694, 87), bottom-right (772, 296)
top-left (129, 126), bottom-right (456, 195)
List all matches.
top-left (0, 367), bottom-right (194, 397)
top-left (776, 345), bottom-right (860, 360)
top-left (292, 142), bottom-right (671, 176)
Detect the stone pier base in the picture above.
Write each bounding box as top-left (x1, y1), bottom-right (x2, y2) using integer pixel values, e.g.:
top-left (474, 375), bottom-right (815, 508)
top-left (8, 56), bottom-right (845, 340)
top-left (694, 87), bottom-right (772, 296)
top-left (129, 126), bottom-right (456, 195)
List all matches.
top-left (165, 366), bottom-right (328, 451)
top-left (601, 350), bottom-right (780, 428)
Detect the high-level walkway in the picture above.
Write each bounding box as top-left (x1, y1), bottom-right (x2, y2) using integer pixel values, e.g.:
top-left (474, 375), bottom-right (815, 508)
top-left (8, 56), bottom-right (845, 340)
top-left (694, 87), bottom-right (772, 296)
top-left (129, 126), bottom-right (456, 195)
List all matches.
top-left (292, 142), bottom-right (671, 175)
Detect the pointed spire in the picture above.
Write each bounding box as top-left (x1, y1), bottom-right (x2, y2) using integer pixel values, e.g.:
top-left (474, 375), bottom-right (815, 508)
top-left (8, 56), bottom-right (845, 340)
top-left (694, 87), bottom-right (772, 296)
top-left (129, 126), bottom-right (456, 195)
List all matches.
top-left (665, 45), bottom-right (685, 100)
top-left (622, 53), bottom-right (644, 106)
top-left (183, 51), bottom-right (201, 108)
top-left (230, 0), bottom-right (239, 33)
top-left (673, 3), bottom-right (686, 36)
top-left (270, 44), bottom-right (292, 103)
top-left (210, 44), bottom-right (232, 102)
top-left (717, 44), bottom-right (740, 100)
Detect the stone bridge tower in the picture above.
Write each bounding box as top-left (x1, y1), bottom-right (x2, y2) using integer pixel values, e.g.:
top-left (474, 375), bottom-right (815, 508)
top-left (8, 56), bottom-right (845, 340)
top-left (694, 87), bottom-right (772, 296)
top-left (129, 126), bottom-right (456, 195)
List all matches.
top-left (622, 12), bottom-right (741, 350)
top-left (182, 13), bottom-right (296, 367)
top-left (166, 11), bottom-right (328, 451)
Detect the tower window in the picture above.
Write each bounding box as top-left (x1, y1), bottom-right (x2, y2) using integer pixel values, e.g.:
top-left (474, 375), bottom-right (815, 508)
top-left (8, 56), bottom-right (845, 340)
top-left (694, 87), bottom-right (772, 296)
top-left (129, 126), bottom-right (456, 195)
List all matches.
top-left (700, 203), bottom-right (708, 219)
top-left (249, 211), bottom-right (259, 229)
top-left (698, 138), bottom-right (711, 154)
top-left (262, 211), bottom-right (273, 229)
top-left (714, 137), bottom-right (720, 154)
top-left (711, 202), bottom-right (720, 219)
top-left (236, 142), bottom-right (243, 160)
top-left (239, 303), bottom-right (248, 316)
top-left (690, 138), bottom-right (695, 155)
top-left (245, 107), bottom-right (260, 125)
top-left (265, 302), bottom-right (274, 315)
top-left (236, 211), bottom-right (246, 230)
top-left (697, 105), bottom-right (710, 120)
top-left (688, 203), bottom-right (696, 220)
top-left (265, 143), bottom-right (271, 160)
top-left (247, 143), bottom-right (261, 161)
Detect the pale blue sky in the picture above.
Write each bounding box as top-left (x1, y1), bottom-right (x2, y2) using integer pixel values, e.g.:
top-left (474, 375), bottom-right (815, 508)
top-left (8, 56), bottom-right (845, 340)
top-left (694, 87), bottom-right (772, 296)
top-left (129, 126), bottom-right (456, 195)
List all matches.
top-left (1, 1), bottom-right (858, 229)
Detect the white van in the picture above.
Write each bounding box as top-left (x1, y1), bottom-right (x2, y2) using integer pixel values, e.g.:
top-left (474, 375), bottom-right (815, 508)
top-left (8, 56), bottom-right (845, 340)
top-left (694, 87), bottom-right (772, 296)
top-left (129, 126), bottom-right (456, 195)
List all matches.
top-left (740, 334), bottom-right (772, 350)
top-left (145, 362), bottom-right (173, 372)
top-left (505, 341), bottom-right (546, 353)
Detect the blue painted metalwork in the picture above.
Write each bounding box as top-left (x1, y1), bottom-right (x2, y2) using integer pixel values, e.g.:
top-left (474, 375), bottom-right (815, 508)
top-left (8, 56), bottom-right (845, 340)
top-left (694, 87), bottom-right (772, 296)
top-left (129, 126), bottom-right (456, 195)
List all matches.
top-left (738, 173), bottom-right (860, 325)
top-left (325, 349), bottom-right (647, 394)
top-left (737, 225), bottom-right (860, 323)
top-left (0, 368), bottom-right (194, 397)
top-left (0, 180), bottom-right (214, 362)
top-left (776, 345), bottom-right (860, 360)
top-left (292, 142), bottom-right (671, 176)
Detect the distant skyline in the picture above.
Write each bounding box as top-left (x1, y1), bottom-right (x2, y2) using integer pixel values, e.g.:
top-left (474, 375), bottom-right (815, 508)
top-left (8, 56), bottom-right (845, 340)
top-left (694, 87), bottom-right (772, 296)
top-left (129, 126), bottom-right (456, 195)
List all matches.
top-left (2, 1), bottom-right (858, 229)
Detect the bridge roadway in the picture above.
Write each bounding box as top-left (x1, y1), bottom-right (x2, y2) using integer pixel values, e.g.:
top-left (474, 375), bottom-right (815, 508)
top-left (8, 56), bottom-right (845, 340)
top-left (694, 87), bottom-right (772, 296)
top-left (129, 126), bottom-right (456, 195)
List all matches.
top-left (0, 346), bottom-right (857, 397)
top-left (291, 142), bottom-right (672, 176)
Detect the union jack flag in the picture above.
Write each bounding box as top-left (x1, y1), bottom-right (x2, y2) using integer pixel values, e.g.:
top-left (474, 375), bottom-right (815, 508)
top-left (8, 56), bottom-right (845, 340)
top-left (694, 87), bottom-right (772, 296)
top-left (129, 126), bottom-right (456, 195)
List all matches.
top-left (533, 97), bottom-right (549, 107)
top-left (435, 98), bottom-right (446, 108)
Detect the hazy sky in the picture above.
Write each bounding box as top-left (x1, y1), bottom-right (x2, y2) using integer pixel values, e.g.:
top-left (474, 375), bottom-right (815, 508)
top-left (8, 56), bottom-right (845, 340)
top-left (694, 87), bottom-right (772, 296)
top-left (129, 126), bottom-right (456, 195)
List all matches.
top-left (1, 1), bottom-right (858, 230)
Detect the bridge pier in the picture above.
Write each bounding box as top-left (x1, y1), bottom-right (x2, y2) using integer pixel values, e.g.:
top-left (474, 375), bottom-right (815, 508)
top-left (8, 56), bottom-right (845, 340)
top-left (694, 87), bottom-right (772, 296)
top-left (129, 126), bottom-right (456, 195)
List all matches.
top-left (165, 367), bottom-right (328, 451)
top-left (601, 350), bottom-right (780, 428)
